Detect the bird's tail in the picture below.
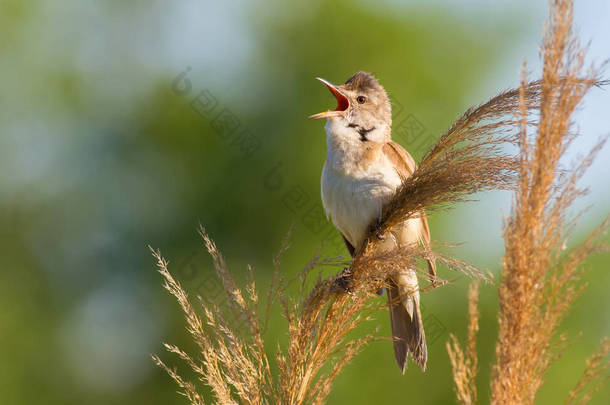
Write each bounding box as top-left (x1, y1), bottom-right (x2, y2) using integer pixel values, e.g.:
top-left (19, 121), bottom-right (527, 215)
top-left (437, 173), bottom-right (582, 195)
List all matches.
top-left (387, 270), bottom-right (427, 373)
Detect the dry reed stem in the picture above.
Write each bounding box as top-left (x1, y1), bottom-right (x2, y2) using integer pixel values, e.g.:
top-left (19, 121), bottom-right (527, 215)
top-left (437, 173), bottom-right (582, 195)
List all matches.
top-left (447, 282), bottom-right (480, 405)
top-left (151, 228), bottom-right (382, 405)
top-left (484, 0), bottom-right (610, 404)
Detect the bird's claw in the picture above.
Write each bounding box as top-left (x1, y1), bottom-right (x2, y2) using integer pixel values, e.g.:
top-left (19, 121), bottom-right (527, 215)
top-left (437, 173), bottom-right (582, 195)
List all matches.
top-left (332, 267), bottom-right (354, 295)
top-left (370, 219), bottom-right (386, 241)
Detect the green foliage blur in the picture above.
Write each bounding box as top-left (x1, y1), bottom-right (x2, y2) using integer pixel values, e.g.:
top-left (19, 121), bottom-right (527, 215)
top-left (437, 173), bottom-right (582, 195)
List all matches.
top-left (1, 1), bottom-right (608, 404)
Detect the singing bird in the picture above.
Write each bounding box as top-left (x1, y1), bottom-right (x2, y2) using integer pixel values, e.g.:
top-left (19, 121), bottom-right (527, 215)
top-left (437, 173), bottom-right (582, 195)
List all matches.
top-left (309, 72), bottom-right (436, 372)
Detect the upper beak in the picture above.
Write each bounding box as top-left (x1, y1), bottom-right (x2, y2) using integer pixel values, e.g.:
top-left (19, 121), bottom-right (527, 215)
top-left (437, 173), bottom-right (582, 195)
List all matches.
top-left (308, 77), bottom-right (350, 119)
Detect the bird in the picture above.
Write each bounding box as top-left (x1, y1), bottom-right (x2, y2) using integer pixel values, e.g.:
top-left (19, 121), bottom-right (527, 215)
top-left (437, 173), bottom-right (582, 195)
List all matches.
top-left (309, 71), bottom-right (436, 373)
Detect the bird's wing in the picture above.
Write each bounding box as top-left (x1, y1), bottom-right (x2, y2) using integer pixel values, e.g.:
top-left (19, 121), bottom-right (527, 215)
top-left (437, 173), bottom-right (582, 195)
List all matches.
top-left (382, 141), bottom-right (417, 180)
top-left (383, 142), bottom-right (437, 284)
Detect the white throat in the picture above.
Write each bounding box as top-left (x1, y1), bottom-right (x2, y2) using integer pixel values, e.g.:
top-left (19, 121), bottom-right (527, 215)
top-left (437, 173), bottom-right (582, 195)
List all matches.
top-left (324, 117), bottom-right (389, 174)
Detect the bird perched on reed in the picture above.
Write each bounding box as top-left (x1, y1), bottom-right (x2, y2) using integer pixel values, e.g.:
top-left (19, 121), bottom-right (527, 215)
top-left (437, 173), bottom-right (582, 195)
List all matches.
top-left (310, 72), bottom-right (436, 372)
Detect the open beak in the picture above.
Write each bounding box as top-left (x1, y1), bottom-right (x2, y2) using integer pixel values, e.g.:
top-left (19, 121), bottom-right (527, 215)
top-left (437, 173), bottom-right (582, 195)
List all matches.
top-left (308, 77), bottom-right (350, 119)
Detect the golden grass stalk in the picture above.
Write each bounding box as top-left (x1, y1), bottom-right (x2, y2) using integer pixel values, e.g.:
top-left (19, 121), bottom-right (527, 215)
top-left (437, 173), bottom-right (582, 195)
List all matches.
top-left (153, 2), bottom-right (607, 403)
top-left (448, 1), bottom-right (609, 405)
top-left (490, 0), bottom-right (608, 403)
top-left (447, 282), bottom-right (480, 405)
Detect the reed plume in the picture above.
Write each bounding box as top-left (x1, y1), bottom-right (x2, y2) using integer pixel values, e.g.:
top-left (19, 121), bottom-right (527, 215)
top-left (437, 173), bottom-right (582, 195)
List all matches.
top-left (152, 1), bottom-right (607, 403)
top-left (447, 1), bottom-right (609, 404)
top-left (446, 282), bottom-right (480, 405)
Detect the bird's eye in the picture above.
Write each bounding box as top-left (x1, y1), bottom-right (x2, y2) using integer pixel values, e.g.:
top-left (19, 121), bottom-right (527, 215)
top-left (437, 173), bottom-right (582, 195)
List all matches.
top-left (356, 96), bottom-right (366, 104)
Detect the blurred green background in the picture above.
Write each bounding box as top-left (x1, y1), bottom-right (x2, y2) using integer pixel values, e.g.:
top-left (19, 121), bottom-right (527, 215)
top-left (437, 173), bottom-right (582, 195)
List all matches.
top-left (1, 0), bottom-right (608, 404)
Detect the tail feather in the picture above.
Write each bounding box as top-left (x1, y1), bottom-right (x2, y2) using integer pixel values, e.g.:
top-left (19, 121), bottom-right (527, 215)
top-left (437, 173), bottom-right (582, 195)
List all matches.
top-left (387, 276), bottom-right (427, 373)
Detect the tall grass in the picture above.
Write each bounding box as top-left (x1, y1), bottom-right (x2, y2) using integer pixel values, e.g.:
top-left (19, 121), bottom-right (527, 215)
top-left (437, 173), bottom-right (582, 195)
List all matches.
top-left (152, 1), bottom-right (608, 403)
top-left (447, 1), bottom-right (609, 404)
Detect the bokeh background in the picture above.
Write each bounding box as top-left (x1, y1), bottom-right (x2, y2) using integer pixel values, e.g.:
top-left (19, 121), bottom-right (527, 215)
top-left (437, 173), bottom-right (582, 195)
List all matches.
top-left (1, 0), bottom-right (608, 404)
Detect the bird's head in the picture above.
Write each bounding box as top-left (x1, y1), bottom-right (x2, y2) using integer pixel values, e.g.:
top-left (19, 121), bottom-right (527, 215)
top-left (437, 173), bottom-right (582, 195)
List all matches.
top-left (309, 72), bottom-right (392, 142)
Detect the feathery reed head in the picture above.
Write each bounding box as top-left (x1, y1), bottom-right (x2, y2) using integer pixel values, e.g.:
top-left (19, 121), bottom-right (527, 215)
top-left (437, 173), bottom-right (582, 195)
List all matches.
top-left (447, 1), bottom-right (609, 404)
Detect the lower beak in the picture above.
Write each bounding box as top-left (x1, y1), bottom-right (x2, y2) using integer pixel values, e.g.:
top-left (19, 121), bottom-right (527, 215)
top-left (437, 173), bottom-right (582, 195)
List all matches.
top-left (308, 77), bottom-right (350, 119)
